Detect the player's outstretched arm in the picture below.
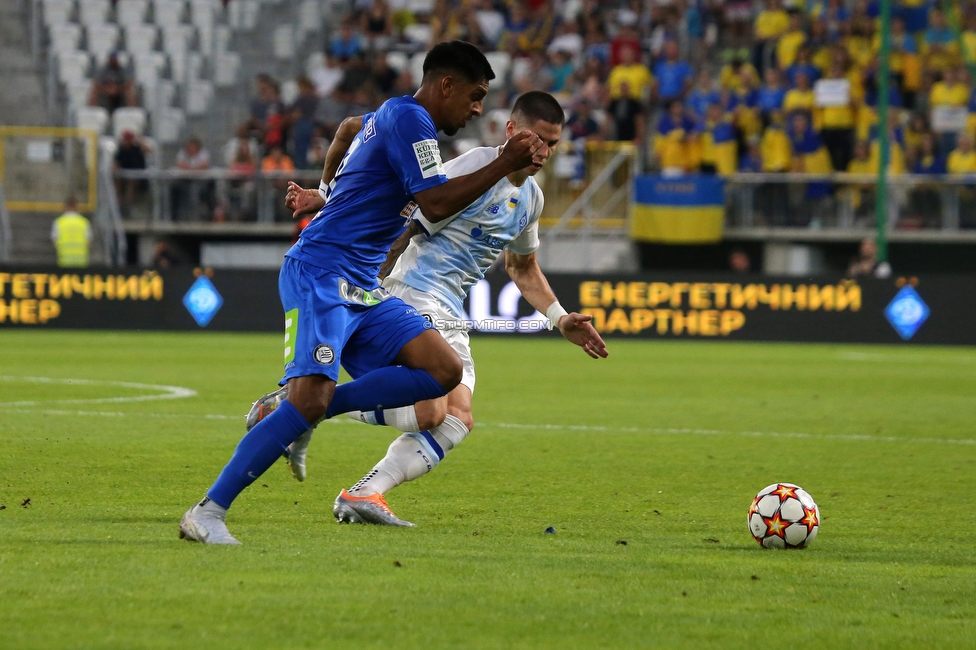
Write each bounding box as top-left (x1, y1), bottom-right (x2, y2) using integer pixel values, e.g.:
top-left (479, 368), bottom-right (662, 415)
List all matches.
top-left (283, 115), bottom-right (365, 219)
top-left (413, 131), bottom-right (543, 223)
top-left (505, 251), bottom-right (609, 359)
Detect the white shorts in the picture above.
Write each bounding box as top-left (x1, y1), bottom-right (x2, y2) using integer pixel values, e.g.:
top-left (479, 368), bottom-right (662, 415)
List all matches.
top-left (383, 279), bottom-right (476, 395)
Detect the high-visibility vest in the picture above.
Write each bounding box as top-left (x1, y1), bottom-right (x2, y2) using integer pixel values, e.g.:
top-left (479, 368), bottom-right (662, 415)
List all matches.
top-left (53, 212), bottom-right (91, 267)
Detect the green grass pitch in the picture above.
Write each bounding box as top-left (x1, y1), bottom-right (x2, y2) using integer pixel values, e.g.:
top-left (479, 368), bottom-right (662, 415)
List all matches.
top-left (1, 330), bottom-right (974, 648)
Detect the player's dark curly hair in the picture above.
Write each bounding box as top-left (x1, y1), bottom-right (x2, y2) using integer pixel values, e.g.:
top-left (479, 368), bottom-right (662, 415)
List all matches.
top-left (511, 91), bottom-right (566, 126)
top-left (422, 41), bottom-right (495, 84)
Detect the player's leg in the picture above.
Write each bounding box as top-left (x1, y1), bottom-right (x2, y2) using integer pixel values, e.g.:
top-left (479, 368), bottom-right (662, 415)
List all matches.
top-left (180, 259), bottom-right (341, 544)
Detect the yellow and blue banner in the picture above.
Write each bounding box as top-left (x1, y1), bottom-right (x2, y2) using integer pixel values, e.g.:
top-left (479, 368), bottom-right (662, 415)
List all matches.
top-left (630, 175), bottom-right (725, 244)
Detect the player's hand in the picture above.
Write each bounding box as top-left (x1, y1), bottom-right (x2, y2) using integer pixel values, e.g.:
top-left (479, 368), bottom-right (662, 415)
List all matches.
top-left (499, 130), bottom-right (544, 172)
top-left (285, 182), bottom-right (325, 219)
top-left (557, 313), bottom-right (609, 359)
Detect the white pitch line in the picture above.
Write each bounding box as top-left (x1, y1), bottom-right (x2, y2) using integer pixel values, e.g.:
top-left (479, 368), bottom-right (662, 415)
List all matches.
top-left (488, 421), bottom-right (976, 446)
top-left (7, 407), bottom-right (975, 447)
top-left (0, 376), bottom-right (197, 406)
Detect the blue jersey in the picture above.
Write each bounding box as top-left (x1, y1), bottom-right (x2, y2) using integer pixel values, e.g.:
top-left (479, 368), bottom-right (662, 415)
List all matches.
top-left (286, 96), bottom-right (449, 289)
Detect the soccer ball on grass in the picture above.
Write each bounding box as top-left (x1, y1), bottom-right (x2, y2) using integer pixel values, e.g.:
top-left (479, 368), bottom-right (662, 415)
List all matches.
top-left (748, 483), bottom-right (820, 549)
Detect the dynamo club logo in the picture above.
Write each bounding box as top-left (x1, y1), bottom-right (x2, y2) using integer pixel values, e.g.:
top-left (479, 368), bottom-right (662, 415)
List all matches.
top-left (183, 276), bottom-right (224, 327)
top-left (884, 286), bottom-right (929, 341)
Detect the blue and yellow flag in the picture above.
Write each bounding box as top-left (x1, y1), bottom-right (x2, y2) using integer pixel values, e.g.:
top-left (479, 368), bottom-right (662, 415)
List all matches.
top-left (630, 175), bottom-right (725, 244)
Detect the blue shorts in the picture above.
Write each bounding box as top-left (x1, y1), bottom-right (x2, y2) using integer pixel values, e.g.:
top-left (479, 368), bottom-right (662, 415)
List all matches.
top-left (278, 257), bottom-right (433, 384)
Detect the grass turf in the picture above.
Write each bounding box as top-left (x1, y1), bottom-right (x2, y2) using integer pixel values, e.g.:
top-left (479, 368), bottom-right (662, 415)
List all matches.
top-left (0, 330), bottom-right (974, 648)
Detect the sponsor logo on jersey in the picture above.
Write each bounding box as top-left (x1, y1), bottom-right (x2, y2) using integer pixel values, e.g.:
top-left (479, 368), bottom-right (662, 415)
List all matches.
top-left (400, 201), bottom-right (418, 219)
top-left (313, 344), bottom-right (336, 365)
top-left (362, 115), bottom-right (377, 142)
top-left (487, 203), bottom-right (500, 214)
top-left (413, 139), bottom-right (445, 179)
top-left (470, 226), bottom-right (505, 249)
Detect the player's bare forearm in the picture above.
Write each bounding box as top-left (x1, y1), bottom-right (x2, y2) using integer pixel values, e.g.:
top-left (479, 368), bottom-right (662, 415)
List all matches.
top-left (322, 115), bottom-right (365, 184)
top-left (379, 221), bottom-right (421, 280)
top-left (506, 251), bottom-right (609, 358)
top-left (414, 131), bottom-right (543, 222)
top-left (505, 251), bottom-right (558, 315)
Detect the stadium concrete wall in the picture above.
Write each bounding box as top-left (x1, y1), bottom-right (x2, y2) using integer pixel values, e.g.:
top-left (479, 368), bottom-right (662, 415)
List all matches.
top-left (0, 267), bottom-right (973, 345)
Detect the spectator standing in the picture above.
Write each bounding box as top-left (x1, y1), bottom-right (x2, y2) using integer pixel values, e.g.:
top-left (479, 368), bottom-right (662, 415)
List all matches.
top-left (360, 0), bottom-right (393, 50)
top-left (261, 146), bottom-right (295, 221)
top-left (654, 100), bottom-right (696, 174)
top-left (171, 137), bottom-right (212, 220)
top-left (606, 81), bottom-right (644, 143)
top-left (289, 76), bottom-right (318, 168)
top-left (114, 130), bottom-right (150, 216)
top-left (687, 69), bottom-right (720, 118)
top-left (777, 11), bottom-right (806, 68)
top-left (948, 133), bottom-right (976, 174)
top-left (753, 0), bottom-right (789, 74)
top-left (223, 123), bottom-right (260, 167)
top-left (847, 237), bottom-right (892, 278)
top-left (330, 21), bottom-right (365, 59)
top-left (228, 141), bottom-right (257, 221)
top-left (51, 197), bottom-right (92, 267)
top-left (311, 54), bottom-right (344, 98)
top-left (653, 40), bottom-right (693, 104)
top-left (815, 60), bottom-right (858, 171)
top-left (608, 44), bottom-right (652, 101)
top-left (757, 67), bottom-right (787, 122)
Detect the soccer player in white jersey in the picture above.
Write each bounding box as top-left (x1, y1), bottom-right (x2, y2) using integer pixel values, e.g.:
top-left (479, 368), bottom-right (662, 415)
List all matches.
top-left (251, 91), bottom-right (608, 526)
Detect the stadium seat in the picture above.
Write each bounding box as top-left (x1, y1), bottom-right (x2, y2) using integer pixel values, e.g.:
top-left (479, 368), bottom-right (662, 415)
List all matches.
top-left (78, 0), bottom-right (110, 25)
top-left (132, 51), bottom-right (166, 86)
top-left (91, 50), bottom-right (129, 68)
top-left (227, 0), bottom-right (259, 30)
top-left (57, 50), bottom-right (91, 84)
top-left (161, 25), bottom-right (195, 56)
top-left (407, 0), bottom-right (434, 14)
top-left (511, 57), bottom-right (531, 83)
top-left (280, 79), bottom-right (299, 105)
top-left (409, 51), bottom-right (426, 88)
top-left (85, 24), bottom-right (120, 61)
top-left (385, 51), bottom-right (408, 73)
top-left (402, 23), bottom-right (432, 47)
top-left (169, 51), bottom-right (203, 83)
top-left (189, 0), bottom-right (215, 54)
top-left (485, 51), bottom-right (511, 85)
top-left (213, 52), bottom-right (240, 87)
top-left (142, 79), bottom-right (176, 113)
top-left (75, 106), bottom-right (110, 134)
top-left (306, 52), bottom-right (326, 75)
top-left (185, 80), bottom-right (214, 116)
top-left (153, 0), bottom-right (187, 28)
top-left (298, 0), bottom-right (320, 34)
top-left (112, 107), bottom-right (149, 137)
top-left (48, 23), bottom-right (82, 53)
top-left (215, 25), bottom-right (231, 52)
top-left (98, 135), bottom-right (118, 166)
top-left (154, 106), bottom-right (185, 143)
top-left (116, 0), bottom-right (150, 27)
top-left (42, 0), bottom-right (74, 27)
top-left (65, 80), bottom-right (93, 112)
top-left (124, 24), bottom-right (160, 55)
top-left (272, 26), bottom-right (294, 60)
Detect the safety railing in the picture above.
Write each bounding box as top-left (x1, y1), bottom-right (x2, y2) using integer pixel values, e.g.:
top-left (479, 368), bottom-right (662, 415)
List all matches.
top-left (113, 168), bottom-right (325, 224)
top-left (724, 173), bottom-right (976, 232)
top-left (96, 162), bottom-right (128, 266)
top-left (0, 180), bottom-right (12, 263)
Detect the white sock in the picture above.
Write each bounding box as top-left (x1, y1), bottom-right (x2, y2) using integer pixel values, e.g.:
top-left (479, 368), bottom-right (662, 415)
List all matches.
top-left (197, 496), bottom-right (227, 515)
top-left (347, 416), bottom-right (470, 496)
top-left (348, 431), bottom-right (438, 495)
top-left (344, 406), bottom-right (419, 432)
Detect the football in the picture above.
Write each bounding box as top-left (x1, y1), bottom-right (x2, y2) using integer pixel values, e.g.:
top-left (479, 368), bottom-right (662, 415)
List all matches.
top-left (748, 483), bottom-right (820, 549)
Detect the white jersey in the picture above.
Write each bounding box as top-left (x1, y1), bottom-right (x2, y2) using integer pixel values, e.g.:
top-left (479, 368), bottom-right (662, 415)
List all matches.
top-left (386, 146), bottom-right (544, 317)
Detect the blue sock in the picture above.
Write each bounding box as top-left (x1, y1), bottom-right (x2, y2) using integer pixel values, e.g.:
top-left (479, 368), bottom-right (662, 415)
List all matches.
top-left (207, 400), bottom-right (310, 509)
top-left (326, 366), bottom-right (447, 419)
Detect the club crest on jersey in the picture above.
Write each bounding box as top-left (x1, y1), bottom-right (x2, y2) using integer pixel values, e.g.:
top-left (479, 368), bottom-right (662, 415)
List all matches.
top-left (313, 344), bottom-right (335, 365)
top-left (518, 213), bottom-right (528, 230)
top-left (362, 115), bottom-right (377, 142)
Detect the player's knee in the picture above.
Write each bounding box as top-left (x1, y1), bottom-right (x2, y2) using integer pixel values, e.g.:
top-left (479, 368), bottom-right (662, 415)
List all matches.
top-left (447, 405), bottom-right (474, 432)
top-left (431, 353), bottom-right (463, 391)
top-left (415, 399), bottom-right (448, 431)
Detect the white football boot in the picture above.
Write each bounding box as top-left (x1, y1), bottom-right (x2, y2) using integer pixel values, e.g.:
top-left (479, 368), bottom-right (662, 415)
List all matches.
top-left (179, 499), bottom-right (241, 545)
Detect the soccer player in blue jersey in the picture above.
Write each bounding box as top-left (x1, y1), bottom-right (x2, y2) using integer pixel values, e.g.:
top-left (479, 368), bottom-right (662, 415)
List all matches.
top-left (249, 92), bottom-right (608, 527)
top-left (179, 41), bottom-right (544, 544)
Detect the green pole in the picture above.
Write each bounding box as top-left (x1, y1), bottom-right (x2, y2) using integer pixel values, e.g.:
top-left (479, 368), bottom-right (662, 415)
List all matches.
top-left (875, 0), bottom-right (891, 263)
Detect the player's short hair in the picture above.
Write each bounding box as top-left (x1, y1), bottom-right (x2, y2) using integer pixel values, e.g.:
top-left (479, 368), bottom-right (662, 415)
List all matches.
top-left (511, 91), bottom-right (566, 126)
top-left (422, 41), bottom-right (495, 84)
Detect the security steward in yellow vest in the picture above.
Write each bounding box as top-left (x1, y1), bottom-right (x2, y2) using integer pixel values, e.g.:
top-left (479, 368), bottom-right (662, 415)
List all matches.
top-left (51, 198), bottom-right (92, 267)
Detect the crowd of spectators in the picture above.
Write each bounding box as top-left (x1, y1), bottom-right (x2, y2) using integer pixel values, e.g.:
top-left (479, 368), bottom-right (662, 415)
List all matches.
top-left (117, 0), bottom-right (976, 224)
